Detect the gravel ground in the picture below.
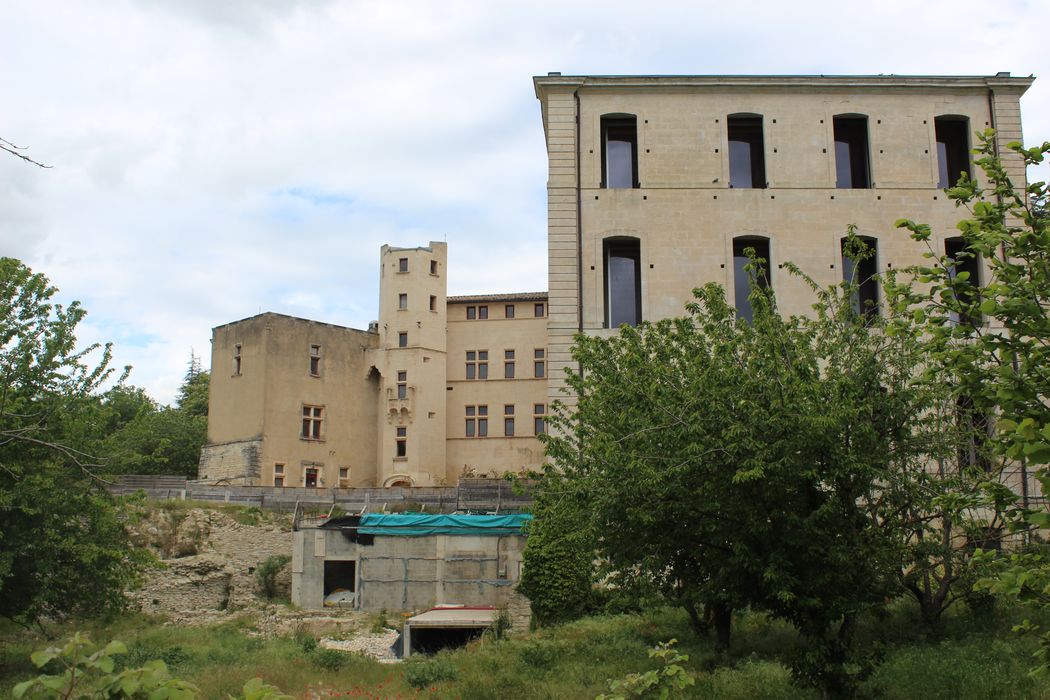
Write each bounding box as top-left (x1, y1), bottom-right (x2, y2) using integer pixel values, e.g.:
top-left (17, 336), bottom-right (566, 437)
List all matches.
top-left (320, 629), bottom-right (401, 662)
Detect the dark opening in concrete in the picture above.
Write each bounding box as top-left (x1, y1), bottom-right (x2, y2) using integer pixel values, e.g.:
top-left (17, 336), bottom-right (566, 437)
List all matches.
top-left (323, 560), bottom-right (355, 596)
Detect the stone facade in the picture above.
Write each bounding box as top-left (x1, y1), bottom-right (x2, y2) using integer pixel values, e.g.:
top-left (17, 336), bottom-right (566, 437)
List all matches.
top-left (532, 73), bottom-right (1034, 408)
top-left (201, 242), bottom-right (548, 488)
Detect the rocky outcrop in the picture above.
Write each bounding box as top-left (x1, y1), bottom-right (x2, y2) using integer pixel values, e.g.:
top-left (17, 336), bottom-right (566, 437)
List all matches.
top-left (128, 507), bottom-right (293, 624)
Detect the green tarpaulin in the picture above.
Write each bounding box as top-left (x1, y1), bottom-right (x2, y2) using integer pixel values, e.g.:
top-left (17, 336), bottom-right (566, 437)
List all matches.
top-left (358, 513), bottom-right (532, 536)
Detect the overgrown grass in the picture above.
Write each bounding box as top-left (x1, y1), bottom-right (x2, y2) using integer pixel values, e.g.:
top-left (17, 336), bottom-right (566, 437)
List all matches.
top-left (2, 600), bottom-right (1048, 699)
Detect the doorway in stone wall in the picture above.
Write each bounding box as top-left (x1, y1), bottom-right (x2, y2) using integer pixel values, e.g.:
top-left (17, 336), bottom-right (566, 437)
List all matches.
top-left (305, 468), bottom-right (318, 488)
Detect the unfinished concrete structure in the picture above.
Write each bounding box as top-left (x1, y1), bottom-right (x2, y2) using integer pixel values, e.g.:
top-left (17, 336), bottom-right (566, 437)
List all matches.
top-left (291, 513), bottom-right (530, 615)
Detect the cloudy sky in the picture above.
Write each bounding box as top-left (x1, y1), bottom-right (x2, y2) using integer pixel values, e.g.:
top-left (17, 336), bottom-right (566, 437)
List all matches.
top-left (3, 0), bottom-right (1048, 404)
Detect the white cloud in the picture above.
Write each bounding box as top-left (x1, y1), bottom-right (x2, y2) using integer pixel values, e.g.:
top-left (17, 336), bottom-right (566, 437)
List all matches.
top-left (2, 0), bottom-right (1048, 403)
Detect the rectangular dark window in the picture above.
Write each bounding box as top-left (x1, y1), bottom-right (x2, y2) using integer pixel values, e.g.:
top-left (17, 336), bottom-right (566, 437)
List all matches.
top-left (733, 237), bottom-right (771, 323)
top-left (504, 350), bottom-right (515, 379)
top-left (309, 344), bottom-right (321, 376)
top-left (936, 116), bottom-right (971, 189)
top-left (274, 476), bottom-right (284, 488)
top-left (834, 116), bottom-right (871, 189)
top-left (397, 370), bottom-right (407, 400)
top-left (430, 260), bottom-right (437, 274)
top-left (504, 405), bottom-right (515, 437)
top-left (728, 115), bottom-right (766, 189)
top-left (534, 348), bottom-right (545, 378)
top-left (535, 303), bottom-right (545, 317)
top-left (505, 304), bottom-right (515, 318)
top-left (466, 305), bottom-right (476, 319)
top-left (946, 237), bottom-right (981, 326)
top-left (396, 426), bottom-right (407, 457)
top-left (601, 115), bottom-right (638, 189)
top-left (398, 257), bottom-right (408, 272)
top-left (398, 293), bottom-right (408, 310)
top-left (398, 332), bottom-right (407, 348)
top-left (466, 351), bottom-right (476, 380)
top-left (534, 403), bottom-right (546, 436)
top-left (274, 463), bottom-right (285, 487)
top-left (478, 305), bottom-right (488, 320)
top-left (430, 295), bottom-right (437, 311)
top-left (466, 405), bottom-right (489, 438)
top-left (841, 237), bottom-right (879, 320)
top-left (302, 405), bottom-right (323, 440)
top-left (604, 238), bottom-right (641, 327)
top-left (478, 350), bottom-right (488, 379)
top-left (305, 467), bottom-right (318, 488)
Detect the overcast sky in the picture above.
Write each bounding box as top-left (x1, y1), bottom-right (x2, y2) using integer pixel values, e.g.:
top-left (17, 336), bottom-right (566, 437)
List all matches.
top-left (3, 0), bottom-right (1048, 405)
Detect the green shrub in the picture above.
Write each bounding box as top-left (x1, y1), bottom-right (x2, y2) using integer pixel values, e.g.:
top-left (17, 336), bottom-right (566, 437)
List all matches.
top-left (370, 608), bottom-right (390, 633)
top-left (403, 654), bottom-right (459, 689)
top-left (309, 648), bottom-right (347, 672)
top-left (518, 640), bottom-right (566, 669)
top-left (255, 555), bottom-right (291, 601)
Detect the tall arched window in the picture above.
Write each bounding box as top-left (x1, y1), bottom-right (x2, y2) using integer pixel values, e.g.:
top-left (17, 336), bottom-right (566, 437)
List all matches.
top-left (833, 114), bottom-right (871, 188)
top-left (601, 114), bottom-right (638, 189)
top-left (727, 113), bottom-right (766, 189)
top-left (841, 235), bottom-right (879, 320)
top-left (732, 236), bottom-right (771, 322)
top-left (945, 237), bottom-right (981, 326)
top-left (935, 115), bottom-right (971, 188)
top-left (604, 237), bottom-right (641, 327)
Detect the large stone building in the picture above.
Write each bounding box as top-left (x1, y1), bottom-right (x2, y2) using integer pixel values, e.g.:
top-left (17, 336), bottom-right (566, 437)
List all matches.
top-left (199, 242), bottom-right (549, 488)
top-left (201, 72), bottom-right (1037, 491)
top-left (532, 72), bottom-right (1033, 408)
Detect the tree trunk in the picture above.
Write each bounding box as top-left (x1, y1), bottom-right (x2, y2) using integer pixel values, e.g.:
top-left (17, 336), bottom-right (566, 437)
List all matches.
top-left (713, 602), bottom-right (732, 653)
top-left (683, 601), bottom-right (710, 637)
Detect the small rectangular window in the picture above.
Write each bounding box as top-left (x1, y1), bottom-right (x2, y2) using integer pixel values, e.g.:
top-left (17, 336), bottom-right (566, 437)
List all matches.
top-left (727, 115), bottom-right (766, 189)
top-left (601, 115), bottom-right (638, 189)
top-left (478, 305), bottom-right (489, 320)
top-left (504, 406), bottom-right (515, 437)
top-left (304, 467), bottom-right (318, 488)
top-left (505, 304), bottom-right (515, 318)
top-left (398, 257), bottom-right (408, 272)
top-left (504, 349), bottom-right (515, 379)
top-left (430, 295), bottom-right (437, 311)
top-left (430, 260), bottom-right (437, 274)
top-left (274, 476), bottom-right (284, 487)
top-left (534, 404), bottom-right (546, 435)
top-left (834, 116), bottom-right (871, 189)
top-left (396, 426), bottom-right (407, 458)
top-left (466, 306), bottom-right (476, 320)
top-left (338, 467), bottom-right (349, 486)
top-left (397, 370), bottom-right (407, 400)
top-left (534, 303), bottom-right (545, 318)
top-left (398, 332), bottom-right (407, 348)
top-left (233, 344), bottom-right (242, 375)
top-left (309, 344), bottom-right (321, 376)
top-left (274, 463), bottom-right (285, 474)
top-left (478, 350), bottom-right (488, 380)
top-left (301, 405), bottom-right (323, 440)
top-left (398, 293), bottom-right (408, 310)
top-left (534, 348), bottom-right (545, 378)
top-left (936, 116), bottom-right (971, 189)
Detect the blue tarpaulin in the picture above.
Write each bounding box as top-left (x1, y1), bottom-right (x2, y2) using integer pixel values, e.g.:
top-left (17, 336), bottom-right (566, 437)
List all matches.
top-left (358, 513), bottom-right (532, 537)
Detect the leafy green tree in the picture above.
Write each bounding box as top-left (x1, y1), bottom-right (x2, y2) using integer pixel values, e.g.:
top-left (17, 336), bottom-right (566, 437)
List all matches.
top-left (893, 131), bottom-right (1050, 675)
top-left (530, 242), bottom-right (954, 696)
top-left (97, 355), bottom-right (209, 479)
top-left (0, 258), bottom-right (147, 626)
